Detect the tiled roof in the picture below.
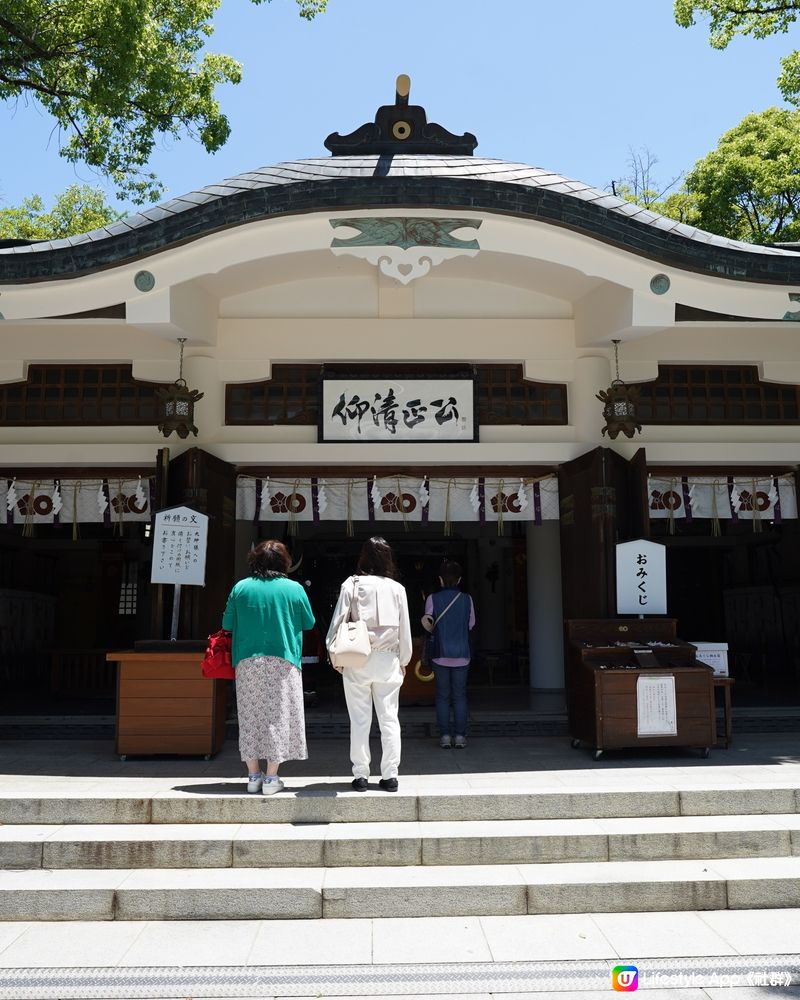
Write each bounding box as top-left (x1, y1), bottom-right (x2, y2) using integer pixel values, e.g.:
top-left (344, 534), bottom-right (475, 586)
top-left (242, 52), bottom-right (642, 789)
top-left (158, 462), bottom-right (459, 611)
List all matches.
top-left (2, 156), bottom-right (800, 283)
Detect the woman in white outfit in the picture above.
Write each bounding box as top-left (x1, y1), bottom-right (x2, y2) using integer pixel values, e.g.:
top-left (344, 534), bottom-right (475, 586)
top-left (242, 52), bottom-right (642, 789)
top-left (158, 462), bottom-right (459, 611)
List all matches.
top-left (327, 536), bottom-right (412, 792)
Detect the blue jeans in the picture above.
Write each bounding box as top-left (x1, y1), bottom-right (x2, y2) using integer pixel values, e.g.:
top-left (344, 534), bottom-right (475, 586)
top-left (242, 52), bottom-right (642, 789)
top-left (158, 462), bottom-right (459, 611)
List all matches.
top-left (432, 663), bottom-right (469, 737)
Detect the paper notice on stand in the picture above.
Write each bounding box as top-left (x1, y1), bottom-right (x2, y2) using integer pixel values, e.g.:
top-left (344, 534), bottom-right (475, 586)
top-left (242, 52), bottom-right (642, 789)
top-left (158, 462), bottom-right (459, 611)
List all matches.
top-left (636, 674), bottom-right (677, 736)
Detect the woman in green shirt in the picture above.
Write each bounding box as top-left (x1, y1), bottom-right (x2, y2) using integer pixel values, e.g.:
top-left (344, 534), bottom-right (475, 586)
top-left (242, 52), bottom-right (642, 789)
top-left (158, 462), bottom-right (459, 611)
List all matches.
top-left (222, 540), bottom-right (315, 794)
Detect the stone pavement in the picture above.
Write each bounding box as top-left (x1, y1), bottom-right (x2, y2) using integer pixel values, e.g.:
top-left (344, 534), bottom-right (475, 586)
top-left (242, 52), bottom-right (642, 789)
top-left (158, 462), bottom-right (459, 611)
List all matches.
top-left (1, 732), bottom-right (800, 998)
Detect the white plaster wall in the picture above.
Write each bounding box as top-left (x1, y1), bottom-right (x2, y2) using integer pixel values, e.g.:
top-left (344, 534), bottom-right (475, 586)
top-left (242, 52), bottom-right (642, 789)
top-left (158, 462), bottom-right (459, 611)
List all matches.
top-left (1, 207), bottom-right (800, 468)
top-left (2, 208), bottom-right (797, 325)
top-left (220, 276), bottom-right (378, 318)
top-left (413, 277), bottom-right (572, 318)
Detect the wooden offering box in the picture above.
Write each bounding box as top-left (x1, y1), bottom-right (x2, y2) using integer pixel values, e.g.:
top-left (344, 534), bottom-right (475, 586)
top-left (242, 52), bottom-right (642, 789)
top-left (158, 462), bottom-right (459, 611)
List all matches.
top-left (107, 650), bottom-right (227, 759)
top-left (566, 619), bottom-right (715, 759)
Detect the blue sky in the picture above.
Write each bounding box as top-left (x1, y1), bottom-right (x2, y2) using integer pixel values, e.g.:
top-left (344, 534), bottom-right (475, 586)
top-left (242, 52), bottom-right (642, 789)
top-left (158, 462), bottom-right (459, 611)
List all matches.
top-left (0, 0), bottom-right (794, 214)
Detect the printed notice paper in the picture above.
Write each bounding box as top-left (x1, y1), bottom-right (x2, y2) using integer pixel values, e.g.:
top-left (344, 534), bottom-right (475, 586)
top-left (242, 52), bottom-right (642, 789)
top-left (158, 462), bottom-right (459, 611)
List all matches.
top-left (636, 674), bottom-right (677, 736)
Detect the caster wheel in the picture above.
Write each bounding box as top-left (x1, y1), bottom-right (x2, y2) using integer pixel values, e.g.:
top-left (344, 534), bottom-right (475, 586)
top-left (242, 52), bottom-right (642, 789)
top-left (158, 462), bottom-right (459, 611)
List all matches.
top-left (701, 747), bottom-right (710, 759)
top-left (593, 749), bottom-right (604, 761)
top-left (571, 738), bottom-right (581, 749)
top-left (119, 755), bottom-right (127, 762)
top-left (203, 754), bottom-right (211, 761)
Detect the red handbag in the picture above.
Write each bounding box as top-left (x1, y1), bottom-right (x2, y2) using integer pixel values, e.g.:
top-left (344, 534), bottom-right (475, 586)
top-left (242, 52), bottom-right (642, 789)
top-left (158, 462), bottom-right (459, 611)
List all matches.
top-left (201, 629), bottom-right (235, 679)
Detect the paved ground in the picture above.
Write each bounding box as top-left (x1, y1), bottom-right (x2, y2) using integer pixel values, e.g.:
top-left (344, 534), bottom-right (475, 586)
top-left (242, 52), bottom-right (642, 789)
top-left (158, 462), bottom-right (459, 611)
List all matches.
top-left (1, 732), bottom-right (799, 998)
top-left (2, 727), bottom-right (800, 779)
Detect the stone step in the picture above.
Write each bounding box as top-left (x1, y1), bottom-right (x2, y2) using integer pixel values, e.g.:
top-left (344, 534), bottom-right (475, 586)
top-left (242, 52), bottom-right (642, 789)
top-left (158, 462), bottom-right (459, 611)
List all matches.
top-left (2, 783), bottom-right (798, 825)
top-left (3, 815), bottom-right (800, 870)
top-left (2, 856), bottom-right (800, 920)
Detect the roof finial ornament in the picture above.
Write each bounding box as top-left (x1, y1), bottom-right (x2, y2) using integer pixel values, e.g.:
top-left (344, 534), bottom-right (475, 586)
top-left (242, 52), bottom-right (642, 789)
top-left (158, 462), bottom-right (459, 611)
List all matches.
top-left (395, 73), bottom-right (410, 105)
top-left (324, 76), bottom-right (477, 157)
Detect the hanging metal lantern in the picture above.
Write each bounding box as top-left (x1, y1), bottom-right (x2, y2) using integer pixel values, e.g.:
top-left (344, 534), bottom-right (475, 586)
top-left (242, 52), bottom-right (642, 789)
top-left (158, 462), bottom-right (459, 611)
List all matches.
top-left (156, 338), bottom-right (204, 438)
top-left (596, 339), bottom-right (642, 439)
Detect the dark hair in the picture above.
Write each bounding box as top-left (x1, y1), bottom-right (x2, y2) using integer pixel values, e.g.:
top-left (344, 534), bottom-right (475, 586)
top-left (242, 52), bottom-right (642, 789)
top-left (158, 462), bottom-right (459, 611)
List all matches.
top-left (357, 536), bottom-right (398, 579)
top-left (439, 559), bottom-right (462, 588)
top-left (248, 539), bottom-right (291, 579)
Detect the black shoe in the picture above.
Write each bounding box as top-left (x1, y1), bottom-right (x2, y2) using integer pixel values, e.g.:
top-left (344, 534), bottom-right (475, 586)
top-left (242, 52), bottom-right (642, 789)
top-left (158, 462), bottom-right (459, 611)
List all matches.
top-left (351, 777), bottom-right (369, 792)
top-left (379, 777), bottom-right (398, 792)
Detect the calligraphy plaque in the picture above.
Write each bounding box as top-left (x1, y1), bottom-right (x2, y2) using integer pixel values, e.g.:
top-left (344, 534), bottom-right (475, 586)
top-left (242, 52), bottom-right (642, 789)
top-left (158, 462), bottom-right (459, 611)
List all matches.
top-left (150, 505), bottom-right (209, 586)
top-left (320, 377), bottom-right (477, 443)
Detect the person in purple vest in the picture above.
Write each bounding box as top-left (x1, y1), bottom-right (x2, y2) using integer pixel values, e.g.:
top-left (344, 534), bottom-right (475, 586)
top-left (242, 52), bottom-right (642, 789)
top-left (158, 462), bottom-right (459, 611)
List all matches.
top-left (424, 559), bottom-right (476, 749)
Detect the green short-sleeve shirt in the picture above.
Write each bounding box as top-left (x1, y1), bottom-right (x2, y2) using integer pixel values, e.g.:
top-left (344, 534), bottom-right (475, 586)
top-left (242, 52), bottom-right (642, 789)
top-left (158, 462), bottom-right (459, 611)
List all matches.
top-left (222, 576), bottom-right (315, 669)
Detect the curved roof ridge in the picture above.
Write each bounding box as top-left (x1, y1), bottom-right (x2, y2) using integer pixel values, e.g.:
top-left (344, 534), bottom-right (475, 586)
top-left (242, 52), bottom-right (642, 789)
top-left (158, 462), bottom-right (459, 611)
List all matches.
top-left (3, 154), bottom-right (795, 259)
top-left (2, 155), bottom-right (800, 284)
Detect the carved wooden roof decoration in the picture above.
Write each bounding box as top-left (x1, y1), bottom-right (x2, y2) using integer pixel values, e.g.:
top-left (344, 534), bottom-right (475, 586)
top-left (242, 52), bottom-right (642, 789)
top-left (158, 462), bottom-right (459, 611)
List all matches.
top-left (324, 75), bottom-right (477, 157)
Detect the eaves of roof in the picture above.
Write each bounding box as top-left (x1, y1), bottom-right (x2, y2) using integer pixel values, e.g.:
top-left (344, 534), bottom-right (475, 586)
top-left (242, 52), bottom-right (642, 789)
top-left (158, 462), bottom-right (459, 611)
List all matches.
top-left (2, 158), bottom-right (800, 285)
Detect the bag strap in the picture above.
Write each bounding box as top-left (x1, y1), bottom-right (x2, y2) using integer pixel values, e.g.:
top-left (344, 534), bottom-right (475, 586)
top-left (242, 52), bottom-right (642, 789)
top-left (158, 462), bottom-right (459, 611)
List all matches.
top-left (347, 576), bottom-right (359, 622)
top-left (433, 591), bottom-right (462, 628)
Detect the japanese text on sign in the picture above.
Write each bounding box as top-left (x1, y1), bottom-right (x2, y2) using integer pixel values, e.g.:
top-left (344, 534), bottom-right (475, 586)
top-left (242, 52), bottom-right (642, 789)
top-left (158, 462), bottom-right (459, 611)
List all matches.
top-left (150, 506), bottom-right (208, 586)
top-left (321, 378), bottom-right (475, 442)
top-left (637, 674), bottom-right (677, 736)
top-left (616, 539), bottom-right (667, 615)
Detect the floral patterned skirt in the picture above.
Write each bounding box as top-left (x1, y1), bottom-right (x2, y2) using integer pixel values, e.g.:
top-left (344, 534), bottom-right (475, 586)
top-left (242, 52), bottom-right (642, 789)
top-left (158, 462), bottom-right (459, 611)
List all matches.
top-left (235, 655), bottom-right (308, 764)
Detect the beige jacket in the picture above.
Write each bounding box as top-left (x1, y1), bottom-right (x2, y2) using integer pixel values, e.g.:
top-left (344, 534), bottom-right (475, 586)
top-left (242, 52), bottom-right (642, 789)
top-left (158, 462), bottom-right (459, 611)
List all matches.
top-left (326, 574), bottom-right (412, 667)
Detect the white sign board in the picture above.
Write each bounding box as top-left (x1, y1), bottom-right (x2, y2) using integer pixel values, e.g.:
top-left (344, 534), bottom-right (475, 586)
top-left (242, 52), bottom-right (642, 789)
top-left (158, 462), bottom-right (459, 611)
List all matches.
top-left (321, 378), bottom-right (476, 442)
top-left (150, 506), bottom-right (208, 586)
top-left (637, 674), bottom-right (677, 736)
top-left (616, 539), bottom-right (667, 615)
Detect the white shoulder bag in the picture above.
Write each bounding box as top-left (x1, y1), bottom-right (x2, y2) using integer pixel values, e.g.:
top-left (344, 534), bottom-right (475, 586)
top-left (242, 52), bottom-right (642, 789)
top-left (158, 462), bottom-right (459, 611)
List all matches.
top-left (328, 576), bottom-right (372, 669)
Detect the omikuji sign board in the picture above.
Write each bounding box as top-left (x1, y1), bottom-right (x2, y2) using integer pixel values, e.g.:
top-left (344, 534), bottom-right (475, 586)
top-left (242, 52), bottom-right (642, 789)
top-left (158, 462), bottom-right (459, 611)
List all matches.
top-left (150, 506), bottom-right (208, 586)
top-left (616, 539), bottom-right (667, 615)
top-left (321, 377), bottom-right (476, 442)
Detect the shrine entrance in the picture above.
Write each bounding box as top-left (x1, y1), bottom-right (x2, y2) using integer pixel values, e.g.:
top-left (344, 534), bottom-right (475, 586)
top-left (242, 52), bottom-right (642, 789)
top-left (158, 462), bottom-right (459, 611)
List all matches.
top-left (234, 467), bottom-right (565, 702)
top-left (259, 522), bottom-right (533, 701)
top-left (0, 447), bottom-right (237, 721)
top-left (653, 518), bottom-right (800, 706)
top-left (0, 522), bottom-right (152, 718)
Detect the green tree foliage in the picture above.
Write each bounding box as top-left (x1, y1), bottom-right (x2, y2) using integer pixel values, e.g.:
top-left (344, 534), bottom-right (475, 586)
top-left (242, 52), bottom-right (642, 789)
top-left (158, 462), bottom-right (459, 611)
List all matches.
top-left (613, 109), bottom-right (800, 242)
top-left (674, 0), bottom-right (800, 46)
top-left (0, 184), bottom-right (122, 239)
top-left (674, 1), bottom-right (800, 105)
top-left (682, 107), bottom-right (800, 242)
top-left (0, 0), bottom-right (326, 204)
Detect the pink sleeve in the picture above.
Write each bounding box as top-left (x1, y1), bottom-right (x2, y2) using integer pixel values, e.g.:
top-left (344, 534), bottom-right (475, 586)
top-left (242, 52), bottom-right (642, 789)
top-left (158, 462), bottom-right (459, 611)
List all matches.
top-left (424, 594), bottom-right (433, 615)
top-left (469, 597), bottom-right (476, 630)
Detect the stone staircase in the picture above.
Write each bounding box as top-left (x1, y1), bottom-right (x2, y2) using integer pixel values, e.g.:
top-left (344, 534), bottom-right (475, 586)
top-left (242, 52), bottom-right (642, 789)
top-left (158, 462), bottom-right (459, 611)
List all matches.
top-left (2, 781), bottom-right (800, 921)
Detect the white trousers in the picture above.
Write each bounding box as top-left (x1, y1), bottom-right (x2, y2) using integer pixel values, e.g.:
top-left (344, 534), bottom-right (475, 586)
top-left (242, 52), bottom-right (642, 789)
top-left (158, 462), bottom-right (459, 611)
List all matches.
top-left (342, 650), bottom-right (403, 780)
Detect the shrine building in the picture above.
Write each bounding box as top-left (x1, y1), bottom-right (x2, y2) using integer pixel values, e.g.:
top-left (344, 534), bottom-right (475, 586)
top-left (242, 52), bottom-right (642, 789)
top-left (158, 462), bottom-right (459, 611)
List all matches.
top-left (1, 77), bottom-right (799, 720)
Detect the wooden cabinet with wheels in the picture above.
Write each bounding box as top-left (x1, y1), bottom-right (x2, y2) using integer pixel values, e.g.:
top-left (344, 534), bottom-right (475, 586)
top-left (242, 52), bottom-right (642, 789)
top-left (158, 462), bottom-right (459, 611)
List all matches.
top-left (566, 619), bottom-right (715, 757)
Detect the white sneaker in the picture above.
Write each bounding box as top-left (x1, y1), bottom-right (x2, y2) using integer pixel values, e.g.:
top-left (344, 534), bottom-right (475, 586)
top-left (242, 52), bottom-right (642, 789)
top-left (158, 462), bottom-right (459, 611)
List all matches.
top-left (246, 773), bottom-right (264, 794)
top-left (454, 735), bottom-right (467, 749)
top-left (262, 777), bottom-right (285, 795)
top-left (439, 735), bottom-right (452, 749)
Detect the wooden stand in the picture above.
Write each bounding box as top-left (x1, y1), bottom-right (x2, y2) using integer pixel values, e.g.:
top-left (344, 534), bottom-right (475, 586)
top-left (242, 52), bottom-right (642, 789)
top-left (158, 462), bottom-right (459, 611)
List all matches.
top-left (713, 676), bottom-right (735, 748)
top-left (566, 619), bottom-right (716, 759)
top-left (107, 650), bottom-right (227, 759)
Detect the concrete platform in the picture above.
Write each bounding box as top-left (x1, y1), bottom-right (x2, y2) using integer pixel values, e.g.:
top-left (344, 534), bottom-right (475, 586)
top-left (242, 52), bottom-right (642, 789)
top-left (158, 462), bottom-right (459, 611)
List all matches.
top-left (0, 914), bottom-right (799, 996)
top-left (0, 733), bottom-right (799, 994)
top-left (4, 856), bottom-right (800, 921)
top-left (3, 815), bottom-right (800, 870)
